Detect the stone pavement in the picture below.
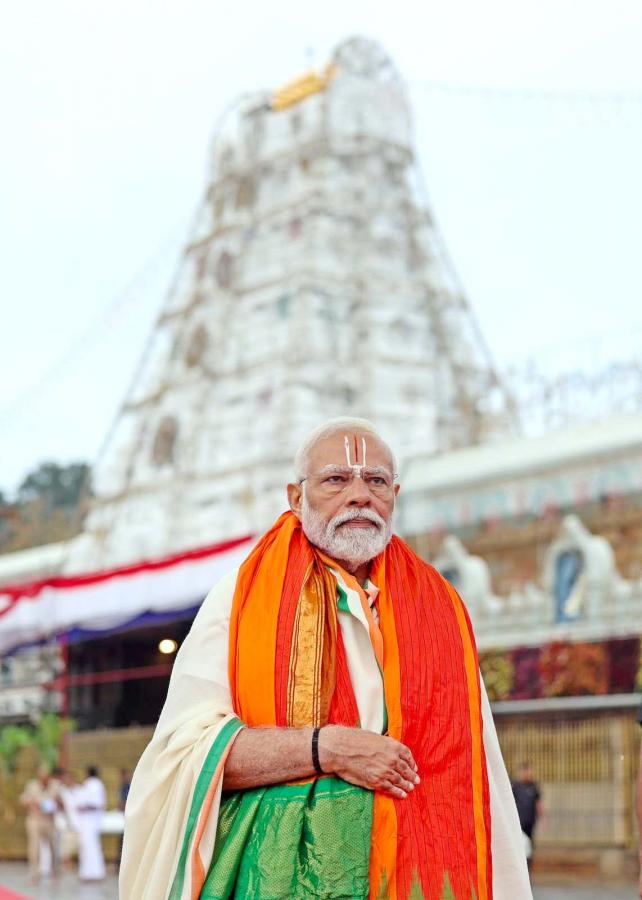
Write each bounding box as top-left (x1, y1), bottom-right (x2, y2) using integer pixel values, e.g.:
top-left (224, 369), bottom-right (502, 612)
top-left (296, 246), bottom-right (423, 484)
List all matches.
top-left (533, 888), bottom-right (636, 899)
top-left (0, 863), bottom-right (118, 899)
top-left (0, 863), bottom-right (637, 899)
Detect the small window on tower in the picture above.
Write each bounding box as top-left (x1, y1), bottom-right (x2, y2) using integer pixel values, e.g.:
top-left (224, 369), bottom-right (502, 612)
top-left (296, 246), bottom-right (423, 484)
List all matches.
top-left (185, 324), bottom-right (209, 367)
top-left (276, 294), bottom-right (291, 318)
top-left (235, 177), bottom-right (255, 209)
top-left (151, 417), bottom-right (178, 466)
top-left (216, 251), bottom-right (234, 289)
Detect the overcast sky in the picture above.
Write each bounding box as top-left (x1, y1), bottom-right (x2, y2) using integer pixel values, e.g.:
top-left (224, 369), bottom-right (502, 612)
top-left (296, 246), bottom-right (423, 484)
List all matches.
top-left (1, 0), bottom-right (641, 495)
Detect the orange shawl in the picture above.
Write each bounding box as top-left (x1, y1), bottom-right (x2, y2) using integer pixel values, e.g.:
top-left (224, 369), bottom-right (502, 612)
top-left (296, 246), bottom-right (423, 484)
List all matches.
top-left (229, 512), bottom-right (492, 900)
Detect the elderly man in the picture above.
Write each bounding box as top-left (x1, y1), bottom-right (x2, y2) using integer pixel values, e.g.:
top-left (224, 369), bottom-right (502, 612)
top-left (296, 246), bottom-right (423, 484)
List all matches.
top-left (121, 418), bottom-right (530, 900)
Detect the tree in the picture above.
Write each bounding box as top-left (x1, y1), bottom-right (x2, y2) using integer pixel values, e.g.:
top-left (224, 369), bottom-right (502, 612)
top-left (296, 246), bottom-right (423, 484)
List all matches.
top-left (17, 462), bottom-right (91, 511)
top-left (0, 462), bottom-right (92, 552)
top-left (31, 713), bottom-right (75, 770)
top-left (0, 724), bottom-right (32, 777)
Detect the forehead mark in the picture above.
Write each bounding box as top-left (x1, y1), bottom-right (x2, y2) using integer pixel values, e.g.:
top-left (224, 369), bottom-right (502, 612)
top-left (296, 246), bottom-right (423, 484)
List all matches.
top-left (341, 434), bottom-right (377, 471)
top-left (344, 435), bottom-right (352, 466)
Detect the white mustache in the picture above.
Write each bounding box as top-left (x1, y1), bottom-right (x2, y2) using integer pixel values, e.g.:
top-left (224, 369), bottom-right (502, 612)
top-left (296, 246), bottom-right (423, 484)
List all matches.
top-left (329, 508), bottom-right (385, 531)
top-left (300, 494), bottom-right (393, 571)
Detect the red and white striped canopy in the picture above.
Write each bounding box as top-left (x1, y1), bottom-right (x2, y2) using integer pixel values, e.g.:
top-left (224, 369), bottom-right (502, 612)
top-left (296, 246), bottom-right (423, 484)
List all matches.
top-left (0, 535), bottom-right (254, 655)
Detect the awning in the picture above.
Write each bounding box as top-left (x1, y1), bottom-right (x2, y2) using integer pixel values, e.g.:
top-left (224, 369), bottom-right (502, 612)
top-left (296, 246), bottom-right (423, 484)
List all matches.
top-left (0, 535), bottom-right (254, 656)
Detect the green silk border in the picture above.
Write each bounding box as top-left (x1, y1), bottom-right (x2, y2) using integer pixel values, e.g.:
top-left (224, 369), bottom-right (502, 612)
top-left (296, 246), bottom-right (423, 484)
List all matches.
top-left (168, 716), bottom-right (244, 900)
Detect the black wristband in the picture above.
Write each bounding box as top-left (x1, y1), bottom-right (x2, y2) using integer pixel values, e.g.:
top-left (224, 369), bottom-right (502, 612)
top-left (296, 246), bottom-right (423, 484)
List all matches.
top-left (311, 727), bottom-right (323, 775)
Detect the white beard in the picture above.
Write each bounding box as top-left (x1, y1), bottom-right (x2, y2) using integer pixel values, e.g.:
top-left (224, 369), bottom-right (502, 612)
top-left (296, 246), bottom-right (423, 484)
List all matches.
top-left (301, 496), bottom-right (393, 571)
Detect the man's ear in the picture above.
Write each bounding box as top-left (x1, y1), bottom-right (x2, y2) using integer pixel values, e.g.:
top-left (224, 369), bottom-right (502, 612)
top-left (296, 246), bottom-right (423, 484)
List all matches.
top-left (287, 482), bottom-right (303, 519)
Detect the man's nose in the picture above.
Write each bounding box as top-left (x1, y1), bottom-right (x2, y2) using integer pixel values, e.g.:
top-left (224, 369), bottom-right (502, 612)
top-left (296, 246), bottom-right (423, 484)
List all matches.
top-left (344, 474), bottom-right (371, 506)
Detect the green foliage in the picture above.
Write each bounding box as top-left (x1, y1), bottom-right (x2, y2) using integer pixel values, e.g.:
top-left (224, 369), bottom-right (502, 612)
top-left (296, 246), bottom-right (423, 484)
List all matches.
top-left (0, 725), bottom-right (32, 776)
top-left (17, 461), bottom-right (91, 510)
top-left (30, 714), bottom-right (75, 769)
top-left (0, 461), bottom-right (92, 553)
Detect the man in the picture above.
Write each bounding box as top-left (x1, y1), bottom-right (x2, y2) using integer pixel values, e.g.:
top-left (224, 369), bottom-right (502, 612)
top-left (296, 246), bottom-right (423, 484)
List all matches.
top-left (510, 763), bottom-right (542, 874)
top-left (19, 765), bottom-right (60, 884)
top-left (122, 418), bottom-right (531, 899)
top-left (76, 766), bottom-right (106, 881)
top-left (635, 706), bottom-right (642, 900)
top-left (56, 769), bottom-right (81, 871)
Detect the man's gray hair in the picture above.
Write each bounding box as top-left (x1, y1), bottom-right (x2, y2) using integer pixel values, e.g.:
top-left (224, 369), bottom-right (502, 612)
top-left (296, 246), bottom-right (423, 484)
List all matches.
top-left (293, 417), bottom-right (397, 482)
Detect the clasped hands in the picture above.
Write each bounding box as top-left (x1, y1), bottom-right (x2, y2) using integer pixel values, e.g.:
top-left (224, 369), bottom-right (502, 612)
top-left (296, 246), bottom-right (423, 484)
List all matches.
top-left (318, 724), bottom-right (420, 800)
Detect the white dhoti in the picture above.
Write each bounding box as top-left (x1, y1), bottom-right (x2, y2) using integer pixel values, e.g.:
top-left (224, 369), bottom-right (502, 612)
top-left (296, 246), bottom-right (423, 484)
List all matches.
top-left (77, 777), bottom-right (106, 881)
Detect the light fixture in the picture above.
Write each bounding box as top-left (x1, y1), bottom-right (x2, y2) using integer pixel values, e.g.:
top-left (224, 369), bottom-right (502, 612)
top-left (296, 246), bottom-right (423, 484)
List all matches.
top-left (158, 638), bottom-right (178, 655)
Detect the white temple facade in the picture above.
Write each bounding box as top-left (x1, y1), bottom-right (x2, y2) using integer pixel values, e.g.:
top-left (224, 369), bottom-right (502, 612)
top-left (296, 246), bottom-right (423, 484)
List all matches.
top-left (65, 37), bottom-right (513, 573)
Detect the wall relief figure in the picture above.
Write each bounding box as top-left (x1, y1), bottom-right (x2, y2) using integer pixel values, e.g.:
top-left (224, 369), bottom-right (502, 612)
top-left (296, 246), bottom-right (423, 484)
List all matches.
top-left (543, 514), bottom-right (618, 625)
top-left (433, 535), bottom-right (502, 618)
top-left (553, 548), bottom-right (584, 623)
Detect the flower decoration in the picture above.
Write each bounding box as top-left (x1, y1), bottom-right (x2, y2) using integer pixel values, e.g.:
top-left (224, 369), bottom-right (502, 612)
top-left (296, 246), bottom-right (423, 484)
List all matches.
top-left (540, 641), bottom-right (608, 697)
top-left (509, 646), bottom-right (542, 700)
top-left (606, 637), bottom-right (639, 694)
top-left (479, 651), bottom-right (514, 702)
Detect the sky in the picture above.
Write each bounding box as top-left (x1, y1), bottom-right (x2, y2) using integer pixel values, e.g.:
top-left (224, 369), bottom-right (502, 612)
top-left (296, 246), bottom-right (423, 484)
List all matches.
top-left (1, 0), bottom-right (641, 495)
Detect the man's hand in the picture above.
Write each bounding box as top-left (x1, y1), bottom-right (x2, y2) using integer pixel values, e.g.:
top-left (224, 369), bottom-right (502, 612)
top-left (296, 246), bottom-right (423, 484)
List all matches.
top-left (223, 724), bottom-right (419, 798)
top-left (319, 725), bottom-right (419, 799)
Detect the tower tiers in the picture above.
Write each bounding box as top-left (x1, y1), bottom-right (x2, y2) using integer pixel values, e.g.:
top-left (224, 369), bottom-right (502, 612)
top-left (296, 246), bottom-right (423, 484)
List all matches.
top-left (67, 37), bottom-right (513, 571)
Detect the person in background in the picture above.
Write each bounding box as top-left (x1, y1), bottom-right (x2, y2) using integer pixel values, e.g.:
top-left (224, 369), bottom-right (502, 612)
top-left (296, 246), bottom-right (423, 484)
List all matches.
top-left (118, 768), bottom-right (131, 811)
top-left (118, 769), bottom-right (131, 867)
top-left (76, 765), bottom-right (106, 882)
top-left (635, 706), bottom-right (642, 900)
top-left (19, 765), bottom-right (60, 884)
top-left (57, 769), bottom-right (81, 871)
top-left (511, 762), bottom-right (543, 875)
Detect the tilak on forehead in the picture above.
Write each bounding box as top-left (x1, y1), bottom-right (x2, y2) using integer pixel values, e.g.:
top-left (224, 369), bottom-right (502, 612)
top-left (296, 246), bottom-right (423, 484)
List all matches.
top-left (344, 433), bottom-right (368, 472)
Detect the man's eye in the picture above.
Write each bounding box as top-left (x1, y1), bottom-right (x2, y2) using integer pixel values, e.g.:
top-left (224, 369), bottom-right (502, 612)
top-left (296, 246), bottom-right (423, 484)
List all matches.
top-left (368, 477), bottom-right (386, 486)
top-left (325, 475), bottom-right (347, 484)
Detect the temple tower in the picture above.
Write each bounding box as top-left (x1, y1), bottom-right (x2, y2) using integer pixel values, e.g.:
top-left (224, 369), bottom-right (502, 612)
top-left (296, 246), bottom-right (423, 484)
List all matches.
top-left (66, 36), bottom-right (514, 571)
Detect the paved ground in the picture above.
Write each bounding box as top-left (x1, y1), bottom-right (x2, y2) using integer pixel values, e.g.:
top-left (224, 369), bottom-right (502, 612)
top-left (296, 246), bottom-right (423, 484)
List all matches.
top-left (0, 863), bottom-right (637, 899)
top-left (0, 864), bottom-right (119, 899)
top-left (533, 888), bottom-right (636, 899)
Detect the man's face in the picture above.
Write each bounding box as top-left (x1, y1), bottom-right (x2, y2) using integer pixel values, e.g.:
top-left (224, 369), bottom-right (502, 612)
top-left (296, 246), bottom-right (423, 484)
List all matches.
top-left (288, 430), bottom-right (399, 571)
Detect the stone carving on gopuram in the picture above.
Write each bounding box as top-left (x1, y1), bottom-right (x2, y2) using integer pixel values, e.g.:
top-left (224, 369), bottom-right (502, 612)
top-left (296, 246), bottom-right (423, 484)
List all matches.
top-left (434, 515), bottom-right (640, 653)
